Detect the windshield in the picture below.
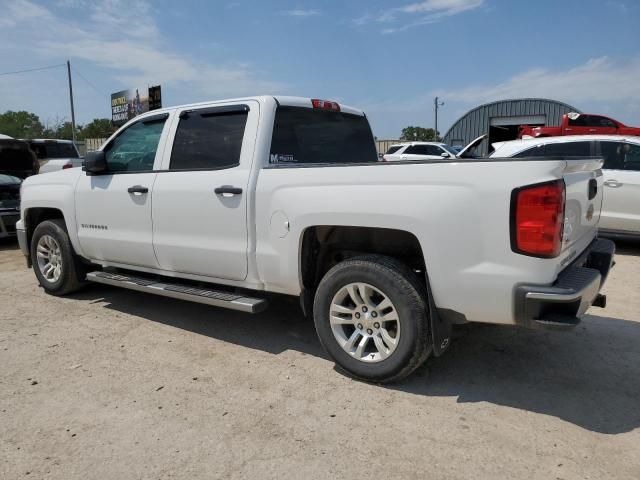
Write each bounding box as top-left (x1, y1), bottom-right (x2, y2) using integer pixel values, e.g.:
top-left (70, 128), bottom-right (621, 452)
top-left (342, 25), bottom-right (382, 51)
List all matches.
top-left (441, 145), bottom-right (459, 156)
top-left (29, 142), bottom-right (79, 159)
top-left (270, 107), bottom-right (378, 165)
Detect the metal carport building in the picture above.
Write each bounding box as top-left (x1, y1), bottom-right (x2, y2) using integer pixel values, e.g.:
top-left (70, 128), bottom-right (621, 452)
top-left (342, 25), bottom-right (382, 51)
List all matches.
top-left (443, 98), bottom-right (581, 156)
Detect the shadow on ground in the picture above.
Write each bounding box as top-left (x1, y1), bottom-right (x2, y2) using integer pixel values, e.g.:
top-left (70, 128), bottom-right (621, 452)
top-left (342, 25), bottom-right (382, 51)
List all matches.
top-left (72, 281), bottom-right (640, 435)
top-left (0, 237), bottom-right (19, 251)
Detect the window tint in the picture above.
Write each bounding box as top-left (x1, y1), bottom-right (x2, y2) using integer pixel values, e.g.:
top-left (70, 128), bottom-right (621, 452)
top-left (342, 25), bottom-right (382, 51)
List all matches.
top-left (601, 141), bottom-right (640, 171)
top-left (587, 116), bottom-right (616, 128)
top-left (270, 107), bottom-right (377, 164)
top-left (404, 145), bottom-right (442, 156)
top-left (513, 145), bottom-right (545, 158)
top-left (170, 109), bottom-right (248, 170)
top-left (103, 116), bottom-right (167, 172)
top-left (568, 115), bottom-right (588, 127)
top-left (28, 142), bottom-right (79, 159)
top-left (544, 141), bottom-right (591, 157)
top-left (385, 145), bottom-right (403, 155)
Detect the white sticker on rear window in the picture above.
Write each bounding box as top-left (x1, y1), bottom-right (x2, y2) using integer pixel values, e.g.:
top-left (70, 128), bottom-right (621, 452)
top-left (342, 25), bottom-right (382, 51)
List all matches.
top-left (270, 154), bottom-right (296, 163)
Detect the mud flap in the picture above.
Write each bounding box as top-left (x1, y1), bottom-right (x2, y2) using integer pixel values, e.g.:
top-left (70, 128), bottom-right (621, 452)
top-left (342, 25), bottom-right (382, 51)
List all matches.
top-left (425, 272), bottom-right (452, 357)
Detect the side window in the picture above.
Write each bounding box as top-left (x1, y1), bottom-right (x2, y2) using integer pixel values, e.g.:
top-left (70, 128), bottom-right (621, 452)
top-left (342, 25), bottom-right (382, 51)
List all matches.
top-left (600, 142), bottom-right (624, 170)
top-left (170, 107), bottom-right (248, 170)
top-left (404, 145), bottom-right (423, 155)
top-left (385, 146), bottom-right (403, 155)
top-left (621, 143), bottom-right (640, 171)
top-left (568, 115), bottom-right (588, 127)
top-left (544, 141), bottom-right (591, 157)
top-left (513, 145), bottom-right (545, 158)
top-left (587, 116), bottom-right (616, 128)
top-left (103, 116), bottom-right (167, 172)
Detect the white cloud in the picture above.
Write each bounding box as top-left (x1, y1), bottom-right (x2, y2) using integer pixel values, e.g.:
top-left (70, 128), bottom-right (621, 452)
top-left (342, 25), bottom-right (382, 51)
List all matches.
top-left (281, 9), bottom-right (321, 17)
top-left (354, 0), bottom-right (483, 33)
top-left (434, 57), bottom-right (640, 104)
top-left (358, 56), bottom-right (640, 138)
top-left (0, 0), bottom-right (285, 121)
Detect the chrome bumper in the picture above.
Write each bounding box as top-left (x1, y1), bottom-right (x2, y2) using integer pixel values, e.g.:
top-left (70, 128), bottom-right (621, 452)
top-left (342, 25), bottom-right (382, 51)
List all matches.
top-left (515, 238), bottom-right (615, 328)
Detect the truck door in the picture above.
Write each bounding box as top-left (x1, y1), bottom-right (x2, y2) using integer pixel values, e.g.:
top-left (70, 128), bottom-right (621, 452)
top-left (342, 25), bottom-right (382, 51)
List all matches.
top-left (151, 102), bottom-right (258, 281)
top-left (599, 140), bottom-right (640, 233)
top-left (75, 113), bottom-right (171, 267)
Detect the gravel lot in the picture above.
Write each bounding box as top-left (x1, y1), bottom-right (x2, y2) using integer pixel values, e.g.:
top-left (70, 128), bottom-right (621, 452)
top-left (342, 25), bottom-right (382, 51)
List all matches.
top-left (1, 238), bottom-right (639, 479)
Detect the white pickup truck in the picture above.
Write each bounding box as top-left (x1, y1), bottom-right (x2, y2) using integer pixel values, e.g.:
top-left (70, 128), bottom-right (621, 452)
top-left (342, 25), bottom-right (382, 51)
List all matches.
top-left (16, 96), bottom-right (614, 382)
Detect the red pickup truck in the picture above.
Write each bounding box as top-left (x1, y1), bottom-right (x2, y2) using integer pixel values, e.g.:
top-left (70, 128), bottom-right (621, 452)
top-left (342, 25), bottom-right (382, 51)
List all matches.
top-left (519, 112), bottom-right (640, 139)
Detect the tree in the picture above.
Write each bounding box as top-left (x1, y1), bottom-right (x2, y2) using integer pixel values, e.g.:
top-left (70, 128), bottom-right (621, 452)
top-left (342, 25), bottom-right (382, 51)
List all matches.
top-left (0, 111), bottom-right (44, 139)
top-left (78, 118), bottom-right (116, 140)
top-left (399, 126), bottom-right (440, 142)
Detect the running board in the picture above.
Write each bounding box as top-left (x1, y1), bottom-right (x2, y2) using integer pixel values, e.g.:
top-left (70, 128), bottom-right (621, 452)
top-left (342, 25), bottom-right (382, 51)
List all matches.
top-left (86, 271), bottom-right (268, 313)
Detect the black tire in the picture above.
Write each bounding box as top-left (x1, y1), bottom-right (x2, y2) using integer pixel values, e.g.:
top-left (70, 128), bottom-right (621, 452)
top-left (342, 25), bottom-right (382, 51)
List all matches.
top-left (313, 255), bottom-right (431, 383)
top-left (30, 219), bottom-right (87, 296)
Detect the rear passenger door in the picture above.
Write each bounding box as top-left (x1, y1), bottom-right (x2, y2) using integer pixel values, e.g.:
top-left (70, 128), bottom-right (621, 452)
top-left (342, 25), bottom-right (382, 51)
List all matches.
top-left (151, 102), bottom-right (259, 281)
top-left (598, 141), bottom-right (640, 233)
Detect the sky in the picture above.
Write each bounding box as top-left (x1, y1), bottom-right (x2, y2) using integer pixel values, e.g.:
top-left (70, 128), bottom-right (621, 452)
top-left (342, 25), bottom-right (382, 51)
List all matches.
top-left (0, 0), bottom-right (639, 138)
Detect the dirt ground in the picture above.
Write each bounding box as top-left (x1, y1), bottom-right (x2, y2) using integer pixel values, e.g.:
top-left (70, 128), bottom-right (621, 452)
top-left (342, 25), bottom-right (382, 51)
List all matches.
top-left (1, 238), bottom-right (639, 480)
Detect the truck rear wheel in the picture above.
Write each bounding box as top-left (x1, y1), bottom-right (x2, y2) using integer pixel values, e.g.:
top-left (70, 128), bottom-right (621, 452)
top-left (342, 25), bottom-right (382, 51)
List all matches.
top-left (313, 255), bottom-right (431, 383)
top-left (31, 219), bottom-right (86, 296)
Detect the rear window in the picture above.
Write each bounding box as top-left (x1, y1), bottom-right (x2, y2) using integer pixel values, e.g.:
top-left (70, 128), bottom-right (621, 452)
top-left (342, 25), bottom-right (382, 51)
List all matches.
top-left (385, 145), bottom-right (403, 155)
top-left (513, 141), bottom-right (591, 158)
top-left (29, 142), bottom-right (79, 159)
top-left (269, 107), bottom-right (377, 165)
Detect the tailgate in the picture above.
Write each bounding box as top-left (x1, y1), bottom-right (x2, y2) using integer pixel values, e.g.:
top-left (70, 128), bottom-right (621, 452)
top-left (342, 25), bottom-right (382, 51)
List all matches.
top-left (561, 158), bottom-right (604, 255)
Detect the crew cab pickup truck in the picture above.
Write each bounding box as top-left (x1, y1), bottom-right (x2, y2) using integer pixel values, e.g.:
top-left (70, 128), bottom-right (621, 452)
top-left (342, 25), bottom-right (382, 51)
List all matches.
top-left (16, 96), bottom-right (614, 383)
top-left (519, 112), bottom-right (640, 139)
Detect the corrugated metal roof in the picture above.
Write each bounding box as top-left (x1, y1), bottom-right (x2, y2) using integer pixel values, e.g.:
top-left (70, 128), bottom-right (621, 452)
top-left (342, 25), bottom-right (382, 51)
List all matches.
top-left (443, 98), bottom-right (581, 156)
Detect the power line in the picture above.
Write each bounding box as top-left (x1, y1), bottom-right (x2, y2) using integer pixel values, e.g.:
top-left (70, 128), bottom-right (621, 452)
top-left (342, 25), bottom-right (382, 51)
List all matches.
top-left (71, 65), bottom-right (110, 99)
top-left (0, 63), bottom-right (66, 77)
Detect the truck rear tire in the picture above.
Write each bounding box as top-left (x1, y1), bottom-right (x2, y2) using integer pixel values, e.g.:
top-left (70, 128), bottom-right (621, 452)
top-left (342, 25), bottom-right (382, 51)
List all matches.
top-left (31, 219), bottom-right (86, 296)
top-left (313, 255), bottom-right (431, 383)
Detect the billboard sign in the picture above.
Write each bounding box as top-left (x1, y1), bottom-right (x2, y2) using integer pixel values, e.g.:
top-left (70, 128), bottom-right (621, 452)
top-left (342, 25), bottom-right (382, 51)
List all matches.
top-left (111, 85), bottom-right (162, 126)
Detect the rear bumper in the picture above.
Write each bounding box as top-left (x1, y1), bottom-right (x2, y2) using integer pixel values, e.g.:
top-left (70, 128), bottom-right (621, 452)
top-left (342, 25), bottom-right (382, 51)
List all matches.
top-left (515, 238), bottom-right (615, 328)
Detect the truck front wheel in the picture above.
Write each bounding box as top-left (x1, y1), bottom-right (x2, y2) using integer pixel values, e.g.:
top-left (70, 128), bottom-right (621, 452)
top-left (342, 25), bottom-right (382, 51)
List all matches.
top-left (313, 255), bottom-right (431, 383)
top-left (31, 219), bottom-right (86, 296)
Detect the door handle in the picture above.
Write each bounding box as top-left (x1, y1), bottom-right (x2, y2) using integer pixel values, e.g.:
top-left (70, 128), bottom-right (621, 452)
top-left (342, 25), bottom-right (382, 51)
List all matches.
top-left (604, 180), bottom-right (622, 188)
top-left (214, 186), bottom-right (243, 196)
top-left (128, 185), bottom-right (149, 194)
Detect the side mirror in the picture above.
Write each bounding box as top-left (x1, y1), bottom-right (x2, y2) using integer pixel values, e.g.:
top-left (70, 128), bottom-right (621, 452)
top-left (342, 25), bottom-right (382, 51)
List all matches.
top-left (440, 152), bottom-right (451, 158)
top-left (82, 151), bottom-right (107, 175)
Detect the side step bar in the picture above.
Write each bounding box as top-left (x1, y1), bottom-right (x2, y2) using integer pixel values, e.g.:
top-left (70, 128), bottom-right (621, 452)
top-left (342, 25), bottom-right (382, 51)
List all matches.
top-left (86, 271), bottom-right (268, 313)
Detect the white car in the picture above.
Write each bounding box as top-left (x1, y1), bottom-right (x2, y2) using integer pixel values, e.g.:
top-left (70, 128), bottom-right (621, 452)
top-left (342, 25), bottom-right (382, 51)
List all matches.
top-left (24, 139), bottom-right (82, 173)
top-left (382, 142), bottom-right (459, 161)
top-left (16, 96), bottom-right (613, 382)
top-left (491, 135), bottom-right (640, 238)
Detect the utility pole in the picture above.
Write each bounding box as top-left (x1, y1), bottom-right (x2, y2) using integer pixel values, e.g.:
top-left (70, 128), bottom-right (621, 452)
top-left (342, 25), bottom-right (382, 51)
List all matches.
top-left (66, 60), bottom-right (77, 144)
top-left (434, 96), bottom-right (444, 141)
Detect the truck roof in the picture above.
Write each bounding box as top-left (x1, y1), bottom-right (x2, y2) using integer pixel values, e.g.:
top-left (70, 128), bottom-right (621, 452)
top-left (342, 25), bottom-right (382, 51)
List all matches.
top-left (135, 95), bottom-right (366, 118)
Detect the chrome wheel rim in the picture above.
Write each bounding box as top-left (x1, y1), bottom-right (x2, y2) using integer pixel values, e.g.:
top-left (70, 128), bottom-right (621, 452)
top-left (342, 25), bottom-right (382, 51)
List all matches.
top-left (329, 282), bottom-right (400, 363)
top-left (36, 235), bottom-right (63, 283)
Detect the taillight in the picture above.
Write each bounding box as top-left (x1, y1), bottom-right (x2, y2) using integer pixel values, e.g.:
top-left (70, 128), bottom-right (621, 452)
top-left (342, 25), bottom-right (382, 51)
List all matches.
top-left (511, 180), bottom-right (565, 258)
top-left (311, 99), bottom-right (340, 112)
top-left (62, 163), bottom-right (73, 169)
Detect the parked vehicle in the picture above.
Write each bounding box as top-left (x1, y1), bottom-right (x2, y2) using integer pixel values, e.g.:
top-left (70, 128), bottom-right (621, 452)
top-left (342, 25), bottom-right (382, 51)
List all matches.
top-left (382, 142), bottom-right (459, 161)
top-left (491, 135), bottom-right (640, 238)
top-left (519, 112), bottom-right (640, 139)
top-left (16, 96), bottom-right (614, 382)
top-left (0, 137), bottom-right (39, 179)
top-left (24, 139), bottom-right (82, 173)
top-left (0, 173), bottom-right (21, 238)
